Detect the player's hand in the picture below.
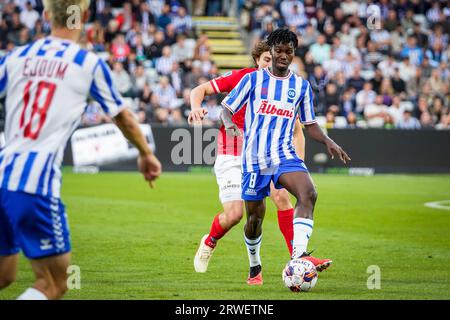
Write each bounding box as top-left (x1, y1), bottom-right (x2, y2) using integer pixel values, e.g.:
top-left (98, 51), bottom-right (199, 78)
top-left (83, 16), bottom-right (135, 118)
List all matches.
top-left (188, 108), bottom-right (208, 125)
top-left (325, 140), bottom-right (351, 164)
top-left (225, 124), bottom-right (242, 137)
top-left (138, 153), bottom-right (162, 188)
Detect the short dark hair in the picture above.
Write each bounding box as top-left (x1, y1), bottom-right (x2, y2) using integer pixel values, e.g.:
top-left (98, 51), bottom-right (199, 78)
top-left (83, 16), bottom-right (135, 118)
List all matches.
top-left (266, 28), bottom-right (298, 49)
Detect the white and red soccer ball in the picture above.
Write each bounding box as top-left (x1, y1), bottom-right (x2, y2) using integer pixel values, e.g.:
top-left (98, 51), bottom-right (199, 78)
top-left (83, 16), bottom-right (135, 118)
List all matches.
top-left (282, 258), bottom-right (318, 292)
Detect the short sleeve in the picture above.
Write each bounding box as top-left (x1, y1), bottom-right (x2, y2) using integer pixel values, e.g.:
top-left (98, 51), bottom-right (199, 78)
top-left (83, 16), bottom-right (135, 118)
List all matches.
top-left (298, 80), bottom-right (316, 125)
top-left (221, 73), bottom-right (252, 114)
top-left (211, 68), bottom-right (254, 94)
top-left (89, 58), bottom-right (126, 118)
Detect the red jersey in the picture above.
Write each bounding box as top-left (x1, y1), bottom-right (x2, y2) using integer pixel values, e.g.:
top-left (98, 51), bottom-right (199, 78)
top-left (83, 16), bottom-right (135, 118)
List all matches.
top-left (210, 67), bottom-right (257, 156)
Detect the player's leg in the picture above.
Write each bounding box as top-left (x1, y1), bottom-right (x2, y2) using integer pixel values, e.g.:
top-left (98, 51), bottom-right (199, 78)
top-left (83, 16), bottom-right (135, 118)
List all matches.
top-left (0, 189), bottom-right (21, 290)
top-left (269, 184), bottom-right (294, 255)
top-left (0, 254), bottom-right (19, 289)
top-left (241, 170), bottom-right (272, 285)
top-left (244, 199), bottom-right (265, 284)
top-left (194, 200), bottom-right (243, 273)
top-left (24, 253), bottom-right (71, 300)
top-left (194, 155), bottom-right (244, 273)
top-left (276, 161), bottom-right (332, 271)
top-left (3, 191), bottom-right (72, 299)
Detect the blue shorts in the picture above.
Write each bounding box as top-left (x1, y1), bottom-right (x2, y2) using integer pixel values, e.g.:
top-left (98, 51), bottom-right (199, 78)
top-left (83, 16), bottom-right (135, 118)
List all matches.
top-left (242, 159), bottom-right (309, 201)
top-left (0, 189), bottom-right (71, 259)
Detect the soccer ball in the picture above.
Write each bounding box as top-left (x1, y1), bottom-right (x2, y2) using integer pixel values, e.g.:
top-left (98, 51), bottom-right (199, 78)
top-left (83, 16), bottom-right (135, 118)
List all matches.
top-left (282, 258), bottom-right (318, 292)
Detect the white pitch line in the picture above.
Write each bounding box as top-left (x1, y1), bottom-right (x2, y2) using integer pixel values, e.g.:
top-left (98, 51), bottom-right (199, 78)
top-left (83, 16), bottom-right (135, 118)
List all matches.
top-left (424, 200), bottom-right (450, 211)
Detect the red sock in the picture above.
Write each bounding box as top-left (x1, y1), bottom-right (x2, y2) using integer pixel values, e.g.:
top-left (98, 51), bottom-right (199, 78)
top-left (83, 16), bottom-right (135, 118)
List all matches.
top-left (204, 214), bottom-right (227, 248)
top-left (277, 209), bottom-right (294, 255)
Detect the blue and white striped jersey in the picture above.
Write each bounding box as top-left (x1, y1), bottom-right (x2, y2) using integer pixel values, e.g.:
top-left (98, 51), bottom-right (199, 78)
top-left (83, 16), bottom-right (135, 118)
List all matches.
top-left (222, 68), bottom-right (316, 172)
top-left (0, 36), bottom-right (125, 198)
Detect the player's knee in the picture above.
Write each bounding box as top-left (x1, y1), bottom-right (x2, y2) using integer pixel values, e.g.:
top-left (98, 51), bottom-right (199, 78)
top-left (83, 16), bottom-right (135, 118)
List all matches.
top-left (0, 275), bottom-right (16, 289)
top-left (272, 189), bottom-right (292, 210)
top-left (224, 206), bottom-right (243, 227)
top-left (306, 188), bottom-right (318, 206)
top-left (227, 211), bottom-right (243, 226)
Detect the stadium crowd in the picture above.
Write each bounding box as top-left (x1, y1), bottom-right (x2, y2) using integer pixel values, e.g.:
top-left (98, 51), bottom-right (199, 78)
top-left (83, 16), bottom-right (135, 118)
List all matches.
top-left (0, 0), bottom-right (449, 129)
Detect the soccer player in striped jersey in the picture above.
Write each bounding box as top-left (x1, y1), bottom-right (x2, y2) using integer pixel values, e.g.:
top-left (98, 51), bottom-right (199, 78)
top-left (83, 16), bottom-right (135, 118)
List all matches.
top-left (222, 28), bottom-right (350, 285)
top-left (189, 41), bottom-right (307, 275)
top-left (0, 0), bottom-right (161, 300)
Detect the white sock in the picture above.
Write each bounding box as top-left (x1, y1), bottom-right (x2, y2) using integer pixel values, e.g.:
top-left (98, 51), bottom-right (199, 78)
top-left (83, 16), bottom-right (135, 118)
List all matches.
top-left (17, 288), bottom-right (48, 300)
top-left (244, 234), bottom-right (262, 267)
top-left (292, 218), bottom-right (314, 258)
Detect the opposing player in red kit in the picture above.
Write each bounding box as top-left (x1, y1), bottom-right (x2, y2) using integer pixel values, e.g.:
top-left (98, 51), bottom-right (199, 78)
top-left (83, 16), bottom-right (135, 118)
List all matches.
top-left (188, 41), bottom-right (331, 284)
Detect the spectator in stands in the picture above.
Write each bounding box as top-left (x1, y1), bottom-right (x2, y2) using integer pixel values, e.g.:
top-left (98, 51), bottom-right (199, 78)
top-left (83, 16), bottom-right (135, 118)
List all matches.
top-left (364, 95), bottom-right (389, 128)
top-left (379, 77), bottom-right (394, 106)
top-left (356, 82), bottom-right (377, 114)
top-left (430, 96), bottom-right (446, 124)
top-left (400, 36), bottom-right (424, 67)
top-left (165, 23), bottom-right (178, 46)
top-left (172, 6), bottom-right (193, 35)
top-left (157, 4), bottom-right (172, 30)
top-left (137, 1), bottom-right (156, 30)
top-left (169, 61), bottom-right (183, 96)
top-left (388, 95), bottom-right (405, 125)
top-left (309, 34), bottom-right (330, 64)
top-left (131, 65), bottom-right (149, 98)
top-left (179, 88), bottom-right (192, 121)
top-left (396, 110), bottom-right (421, 129)
top-left (420, 111), bottom-right (435, 129)
top-left (156, 46), bottom-right (176, 75)
top-left (7, 12), bottom-right (25, 46)
top-left (302, 23), bottom-right (319, 47)
top-left (284, 3), bottom-right (308, 33)
top-left (340, 89), bottom-right (356, 118)
top-left (87, 21), bottom-right (106, 52)
top-left (324, 82), bottom-right (341, 114)
top-left (378, 53), bottom-right (399, 78)
top-left (172, 34), bottom-right (194, 62)
top-left (147, 30), bottom-right (166, 61)
top-left (309, 65), bottom-right (328, 114)
top-left (347, 67), bottom-right (365, 93)
top-left (398, 56), bottom-right (417, 83)
top-left (111, 61), bottom-right (132, 97)
top-left (193, 32), bottom-right (210, 60)
top-left (384, 9), bottom-right (398, 32)
top-left (428, 69), bottom-right (445, 96)
top-left (20, 1), bottom-right (39, 30)
top-left (138, 83), bottom-right (154, 123)
top-left (152, 76), bottom-right (183, 125)
top-left (340, 0), bottom-right (359, 17)
top-left (111, 34), bottom-right (131, 63)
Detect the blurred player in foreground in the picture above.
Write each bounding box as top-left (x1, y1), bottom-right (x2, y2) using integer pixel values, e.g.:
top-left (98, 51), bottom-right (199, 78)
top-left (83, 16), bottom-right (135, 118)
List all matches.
top-left (221, 28), bottom-right (350, 285)
top-left (0, 0), bottom-right (161, 300)
top-left (189, 41), bottom-right (322, 280)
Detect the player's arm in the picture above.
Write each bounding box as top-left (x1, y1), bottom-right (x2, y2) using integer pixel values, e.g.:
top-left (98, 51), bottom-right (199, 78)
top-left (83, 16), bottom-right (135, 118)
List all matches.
top-left (293, 119), bottom-right (305, 160)
top-left (90, 58), bottom-right (162, 187)
top-left (299, 81), bottom-right (350, 164)
top-left (188, 81), bottom-right (215, 124)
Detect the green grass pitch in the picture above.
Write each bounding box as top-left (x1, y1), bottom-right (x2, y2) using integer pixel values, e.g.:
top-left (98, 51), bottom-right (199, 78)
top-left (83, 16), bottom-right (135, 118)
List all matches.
top-left (1, 170), bottom-right (449, 300)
